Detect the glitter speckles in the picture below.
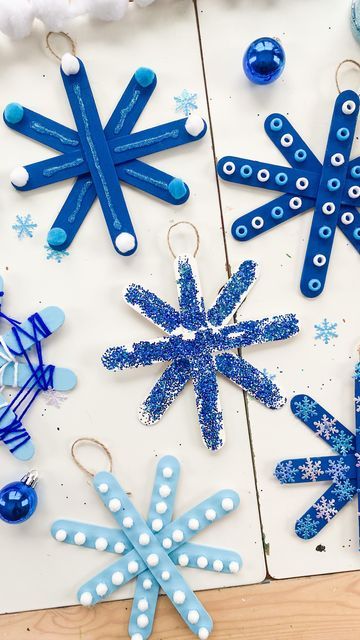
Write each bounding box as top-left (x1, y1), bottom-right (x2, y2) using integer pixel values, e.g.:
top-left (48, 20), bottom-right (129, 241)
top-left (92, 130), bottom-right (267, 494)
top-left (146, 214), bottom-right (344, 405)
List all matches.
top-left (102, 255), bottom-right (299, 451)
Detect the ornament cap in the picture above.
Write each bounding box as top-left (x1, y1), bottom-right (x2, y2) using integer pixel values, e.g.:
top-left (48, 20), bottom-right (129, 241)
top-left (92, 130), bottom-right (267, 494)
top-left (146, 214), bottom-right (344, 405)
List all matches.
top-left (21, 469), bottom-right (39, 489)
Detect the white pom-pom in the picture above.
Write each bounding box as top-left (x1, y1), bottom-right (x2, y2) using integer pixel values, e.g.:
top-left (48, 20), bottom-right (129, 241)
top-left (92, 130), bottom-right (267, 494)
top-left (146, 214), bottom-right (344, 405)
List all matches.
top-left (115, 232), bottom-right (136, 254)
top-left (0, 0), bottom-right (34, 39)
top-left (87, 0), bottom-right (128, 21)
top-left (61, 53), bottom-right (80, 76)
top-left (32, 0), bottom-right (73, 31)
top-left (10, 166), bottom-right (29, 187)
top-left (185, 113), bottom-right (205, 137)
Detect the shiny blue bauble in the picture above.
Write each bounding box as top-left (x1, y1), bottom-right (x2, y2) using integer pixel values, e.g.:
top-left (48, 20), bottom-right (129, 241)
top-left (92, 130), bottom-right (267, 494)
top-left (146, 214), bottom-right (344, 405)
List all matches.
top-left (0, 480), bottom-right (38, 524)
top-left (243, 37), bottom-right (285, 85)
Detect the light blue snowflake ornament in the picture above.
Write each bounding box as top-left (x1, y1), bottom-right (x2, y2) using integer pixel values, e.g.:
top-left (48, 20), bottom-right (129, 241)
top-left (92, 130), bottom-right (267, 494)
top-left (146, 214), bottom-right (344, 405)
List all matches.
top-left (0, 276), bottom-right (76, 460)
top-left (4, 56), bottom-right (207, 257)
top-left (52, 455), bottom-right (242, 640)
top-left (217, 91), bottom-right (360, 298)
top-left (102, 256), bottom-right (299, 451)
top-left (275, 367), bottom-right (360, 542)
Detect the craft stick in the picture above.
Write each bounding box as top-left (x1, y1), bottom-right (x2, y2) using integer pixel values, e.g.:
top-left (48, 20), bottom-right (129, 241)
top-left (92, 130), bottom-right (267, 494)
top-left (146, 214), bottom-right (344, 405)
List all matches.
top-left (207, 260), bottom-right (258, 328)
top-left (0, 397), bottom-right (33, 461)
top-left (295, 482), bottom-right (357, 540)
top-left (61, 57), bottom-right (137, 256)
top-left (2, 307), bottom-right (65, 356)
top-left (51, 520), bottom-right (131, 555)
top-left (129, 456), bottom-right (180, 640)
top-left (175, 256), bottom-right (206, 331)
top-left (124, 283), bottom-right (181, 333)
top-left (3, 107), bottom-right (80, 153)
top-left (139, 360), bottom-right (191, 425)
top-left (217, 156), bottom-right (319, 198)
top-left (231, 193), bottom-right (314, 242)
top-left (117, 160), bottom-right (190, 204)
top-left (275, 455), bottom-right (356, 483)
top-left (300, 90), bottom-right (359, 297)
top-left (216, 353), bottom-right (286, 409)
top-left (264, 113), bottom-right (322, 172)
top-left (190, 352), bottom-right (224, 451)
top-left (84, 471), bottom-right (213, 637)
top-left (291, 395), bottom-right (356, 447)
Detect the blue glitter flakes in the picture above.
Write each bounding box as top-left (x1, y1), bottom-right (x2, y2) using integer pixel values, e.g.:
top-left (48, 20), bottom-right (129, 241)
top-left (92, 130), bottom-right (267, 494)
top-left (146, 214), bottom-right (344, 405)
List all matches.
top-left (102, 255), bottom-right (299, 451)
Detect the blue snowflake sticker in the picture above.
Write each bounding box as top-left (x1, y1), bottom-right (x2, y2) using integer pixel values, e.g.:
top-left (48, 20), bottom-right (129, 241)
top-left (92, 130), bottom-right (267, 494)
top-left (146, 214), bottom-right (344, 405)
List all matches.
top-left (275, 367), bottom-right (360, 541)
top-left (102, 256), bottom-right (299, 451)
top-left (12, 214), bottom-right (37, 239)
top-left (314, 318), bottom-right (338, 344)
top-left (174, 90), bottom-right (198, 116)
top-left (44, 244), bottom-right (69, 264)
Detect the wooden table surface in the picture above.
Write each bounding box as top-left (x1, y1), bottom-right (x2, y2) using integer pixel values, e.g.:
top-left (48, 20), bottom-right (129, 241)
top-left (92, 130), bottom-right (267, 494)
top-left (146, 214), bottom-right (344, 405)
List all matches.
top-left (1, 571), bottom-right (359, 640)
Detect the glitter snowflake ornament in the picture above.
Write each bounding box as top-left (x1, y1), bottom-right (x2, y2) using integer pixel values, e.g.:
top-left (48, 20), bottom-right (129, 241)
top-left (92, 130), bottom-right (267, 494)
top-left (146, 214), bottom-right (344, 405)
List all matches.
top-left (217, 91), bottom-right (360, 298)
top-left (102, 256), bottom-right (299, 451)
top-left (275, 368), bottom-right (360, 541)
top-left (52, 455), bottom-right (242, 639)
top-left (4, 55), bottom-right (207, 256)
top-left (0, 276), bottom-right (76, 460)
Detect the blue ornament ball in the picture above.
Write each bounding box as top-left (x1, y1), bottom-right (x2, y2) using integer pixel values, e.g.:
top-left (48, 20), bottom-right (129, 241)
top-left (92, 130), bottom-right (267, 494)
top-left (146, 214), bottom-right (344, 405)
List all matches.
top-left (243, 37), bottom-right (285, 85)
top-left (0, 480), bottom-right (38, 524)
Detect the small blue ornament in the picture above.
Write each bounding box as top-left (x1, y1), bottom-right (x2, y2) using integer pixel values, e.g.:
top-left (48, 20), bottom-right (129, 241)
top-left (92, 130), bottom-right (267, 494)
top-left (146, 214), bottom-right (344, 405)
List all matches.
top-left (243, 37), bottom-right (285, 85)
top-left (0, 470), bottom-right (38, 524)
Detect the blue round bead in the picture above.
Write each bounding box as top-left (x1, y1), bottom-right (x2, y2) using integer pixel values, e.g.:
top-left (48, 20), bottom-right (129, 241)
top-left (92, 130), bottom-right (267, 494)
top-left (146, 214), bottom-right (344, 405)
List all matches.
top-left (0, 481), bottom-right (38, 524)
top-left (243, 37), bottom-right (285, 85)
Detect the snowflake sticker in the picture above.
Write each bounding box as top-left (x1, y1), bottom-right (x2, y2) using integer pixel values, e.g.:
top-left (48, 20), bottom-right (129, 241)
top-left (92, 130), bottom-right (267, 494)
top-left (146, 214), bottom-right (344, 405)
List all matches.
top-left (275, 366), bottom-right (360, 541)
top-left (44, 244), bottom-right (69, 264)
top-left (293, 396), bottom-right (317, 422)
top-left (12, 214), bottom-right (37, 239)
top-left (314, 319), bottom-right (338, 344)
top-left (0, 276), bottom-right (76, 460)
top-left (174, 90), bottom-right (198, 116)
top-left (4, 59), bottom-right (207, 257)
top-left (102, 257), bottom-right (299, 451)
top-left (217, 90), bottom-right (360, 298)
top-left (51, 455), bottom-right (242, 640)
top-left (43, 388), bottom-right (68, 408)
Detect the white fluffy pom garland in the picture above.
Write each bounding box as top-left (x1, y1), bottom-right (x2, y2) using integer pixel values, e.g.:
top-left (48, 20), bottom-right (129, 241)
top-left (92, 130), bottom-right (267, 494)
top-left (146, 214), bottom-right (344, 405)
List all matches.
top-left (0, 0), bottom-right (157, 40)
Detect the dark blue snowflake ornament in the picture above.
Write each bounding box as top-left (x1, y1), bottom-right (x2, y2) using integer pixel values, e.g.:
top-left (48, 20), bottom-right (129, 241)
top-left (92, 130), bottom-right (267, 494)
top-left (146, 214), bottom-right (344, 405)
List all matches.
top-left (217, 90), bottom-right (360, 298)
top-left (4, 55), bottom-right (207, 257)
top-left (102, 256), bottom-right (299, 451)
top-left (275, 369), bottom-right (360, 541)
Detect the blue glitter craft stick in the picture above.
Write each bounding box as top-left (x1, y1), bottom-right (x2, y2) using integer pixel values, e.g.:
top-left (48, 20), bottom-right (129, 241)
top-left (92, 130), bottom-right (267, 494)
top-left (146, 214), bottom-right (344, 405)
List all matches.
top-left (190, 352), bottom-right (224, 451)
top-left (61, 59), bottom-right (137, 256)
top-left (102, 254), bottom-right (299, 450)
top-left (300, 91), bottom-right (359, 297)
top-left (176, 255), bottom-right (207, 331)
top-left (139, 360), bottom-right (192, 425)
top-left (47, 71), bottom-right (157, 251)
top-left (216, 353), bottom-right (286, 409)
top-left (207, 260), bottom-right (258, 327)
top-left (87, 471), bottom-right (214, 637)
top-left (129, 456), bottom-right (180, 640)
top-left (124, 283), bottom-right (182, 333)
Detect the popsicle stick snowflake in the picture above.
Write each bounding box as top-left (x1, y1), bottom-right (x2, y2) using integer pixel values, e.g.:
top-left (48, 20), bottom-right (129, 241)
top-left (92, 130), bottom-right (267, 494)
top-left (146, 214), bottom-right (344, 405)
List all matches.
top-left (0, 275), bottom-right (76, 461)
top-left (217, 90), bottom-right (360, 298)
top-left (4, 55), bottom-right (207, 257)
top-left (275, 368), bottom-right (360, 541)
top-left (52, 455), bottom-right (242, 640)
top-left (102, 257), bottom-right (299, 451)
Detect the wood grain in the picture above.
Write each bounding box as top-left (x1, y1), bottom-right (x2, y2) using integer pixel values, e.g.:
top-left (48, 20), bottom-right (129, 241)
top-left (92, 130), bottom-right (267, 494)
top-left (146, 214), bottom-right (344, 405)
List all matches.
top-left (1, 572), bottom-right (360, 640)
